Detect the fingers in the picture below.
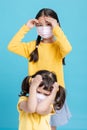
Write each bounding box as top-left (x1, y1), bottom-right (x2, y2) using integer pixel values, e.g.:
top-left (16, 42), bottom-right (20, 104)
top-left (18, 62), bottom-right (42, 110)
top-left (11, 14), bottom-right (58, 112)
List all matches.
top-left (44, 17), bottom-right (58, 27)
top-left (26, 17), bottom-right (58, 29)
top-left (32, 75), bottom-right (42, 83)
top-left (26, 19), bottom-right (39, 29)
top-left (37, 87), bottom-right (51, 95)
top-left (31, 19), bottom-right (39, 25)
top-left (30, 75), bottom-right (42, 89)
top-left (52, 82), bottom-right (59, 92)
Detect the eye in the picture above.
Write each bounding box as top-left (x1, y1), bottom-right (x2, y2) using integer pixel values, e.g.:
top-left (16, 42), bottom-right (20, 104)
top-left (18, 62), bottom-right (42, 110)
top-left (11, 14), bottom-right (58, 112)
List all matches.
top-left (36, 24), bottom-right (43, 27)
top-left (47, 23), bottom-right (51, 26)
top-left (46, 21), bottom-right (51, 26)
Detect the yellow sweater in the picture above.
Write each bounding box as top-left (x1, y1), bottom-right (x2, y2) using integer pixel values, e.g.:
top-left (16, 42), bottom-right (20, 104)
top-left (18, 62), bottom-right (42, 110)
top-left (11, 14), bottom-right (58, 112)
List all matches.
top-left (17, 96), bottom-right (54, 130)
top-left (8, 25), bottom-right (72, 87)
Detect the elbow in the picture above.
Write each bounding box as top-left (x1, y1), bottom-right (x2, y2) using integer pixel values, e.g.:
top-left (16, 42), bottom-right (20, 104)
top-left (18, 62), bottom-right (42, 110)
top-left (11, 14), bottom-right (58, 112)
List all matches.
top-left (62, 45), bottom-right (72, 58)
top-left (69, 45), bottom-right (72, 52)
top-left (27, 107), bottom-right (36, 113)
top-left (27, 104), bottom-right (36, 113)
top-left (8, 39), bottom-right (16, 51)
top-left (7, 43), bottom-right (12, 51)
top-left (8, 45), bottom-right (10, 51)
top-left (66, 45), bottom-right (72, 54)
top-left (36, 106), bottom-right (49, 115)
top-left (7, 42), bottom-right (17, 53)
top-left (66, 45), bottom-right (72, 55)
top-left (28, 110), bottom-right (35, 114)
top-left (36, 109), bottom-right (46, 115)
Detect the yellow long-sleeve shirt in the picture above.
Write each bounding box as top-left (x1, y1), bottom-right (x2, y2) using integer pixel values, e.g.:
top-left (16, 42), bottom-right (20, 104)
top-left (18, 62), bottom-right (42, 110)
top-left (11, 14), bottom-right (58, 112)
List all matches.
top-left (8, 25), bottom-right (72, 87)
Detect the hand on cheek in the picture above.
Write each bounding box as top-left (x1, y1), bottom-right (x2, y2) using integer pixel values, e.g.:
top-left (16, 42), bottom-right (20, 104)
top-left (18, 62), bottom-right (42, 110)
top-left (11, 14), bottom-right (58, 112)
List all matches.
top-left (37, 87), bottom-right (51, 95)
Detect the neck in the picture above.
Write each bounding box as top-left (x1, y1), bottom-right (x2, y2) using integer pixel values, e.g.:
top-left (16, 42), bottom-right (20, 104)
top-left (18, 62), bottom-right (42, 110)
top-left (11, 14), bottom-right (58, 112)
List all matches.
top-left (42, 36), bottom-right (55, 43)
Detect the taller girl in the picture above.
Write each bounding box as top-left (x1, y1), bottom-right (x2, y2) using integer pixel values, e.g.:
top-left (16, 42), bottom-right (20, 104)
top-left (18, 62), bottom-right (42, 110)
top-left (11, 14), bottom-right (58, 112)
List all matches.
top-left (8, 8), bottom-right (72, 130)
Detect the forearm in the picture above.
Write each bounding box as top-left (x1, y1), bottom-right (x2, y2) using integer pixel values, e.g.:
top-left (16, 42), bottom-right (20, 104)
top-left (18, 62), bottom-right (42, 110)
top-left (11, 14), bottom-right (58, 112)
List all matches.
top-left (27, 89), bottom-right (37, 113)
top-left (27, 75), bottom-right (42, 113)
top-left (36, 91), bottom-right (56, 114)
top-left (53, 25), bottom-right (72, 57)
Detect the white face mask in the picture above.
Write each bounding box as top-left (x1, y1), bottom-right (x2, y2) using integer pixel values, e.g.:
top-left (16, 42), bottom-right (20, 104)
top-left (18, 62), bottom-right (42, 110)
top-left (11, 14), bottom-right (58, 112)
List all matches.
top-left (37, 26), bottom-right (53, 39)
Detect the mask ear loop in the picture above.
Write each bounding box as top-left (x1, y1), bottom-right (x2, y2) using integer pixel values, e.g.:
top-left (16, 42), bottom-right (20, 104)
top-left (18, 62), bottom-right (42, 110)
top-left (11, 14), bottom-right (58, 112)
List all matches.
top-left (36, 45), bottom-right (38, 49)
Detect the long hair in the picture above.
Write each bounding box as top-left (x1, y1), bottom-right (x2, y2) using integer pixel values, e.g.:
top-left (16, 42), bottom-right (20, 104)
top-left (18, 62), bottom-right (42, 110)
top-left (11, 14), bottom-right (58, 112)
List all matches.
top-left (29, 8), bottom-right (65, 65)
top-left (19, 70), bottom-right (66, 110)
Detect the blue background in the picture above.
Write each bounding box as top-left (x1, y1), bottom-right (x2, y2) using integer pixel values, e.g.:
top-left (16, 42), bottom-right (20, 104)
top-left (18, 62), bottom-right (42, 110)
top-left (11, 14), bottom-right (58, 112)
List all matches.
top-left (0, 0), bottom-right (87, 130)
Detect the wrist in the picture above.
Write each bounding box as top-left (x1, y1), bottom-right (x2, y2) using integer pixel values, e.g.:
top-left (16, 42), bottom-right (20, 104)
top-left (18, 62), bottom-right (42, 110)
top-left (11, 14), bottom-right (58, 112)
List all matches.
top-left (52, 22), bottom-right (59, 28)
top-left (30, 87), bottom-right (37, 93)
top-left (26, 23), bottom-right (31, 29)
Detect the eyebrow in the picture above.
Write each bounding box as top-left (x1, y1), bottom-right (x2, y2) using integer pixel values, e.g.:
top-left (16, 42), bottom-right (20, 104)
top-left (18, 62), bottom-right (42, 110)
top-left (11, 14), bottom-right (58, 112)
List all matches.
top-left (36, 23), bottom-right (42, 25)
top-left (36, 22), bottom-right (51, 26)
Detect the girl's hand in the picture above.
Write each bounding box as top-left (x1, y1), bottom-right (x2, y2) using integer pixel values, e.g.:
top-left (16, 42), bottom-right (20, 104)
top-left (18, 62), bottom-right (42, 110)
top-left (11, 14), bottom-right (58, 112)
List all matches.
top-left (30, 75), bottom-right (42, 90)
top-left (37, 86), bottom-right (51, 95)
top-left (52, 82), bottom-right (59, 93)
top-left (26, 19), bottom-right (39, 29)
top-left (45, 17), bottom-right (59, 28)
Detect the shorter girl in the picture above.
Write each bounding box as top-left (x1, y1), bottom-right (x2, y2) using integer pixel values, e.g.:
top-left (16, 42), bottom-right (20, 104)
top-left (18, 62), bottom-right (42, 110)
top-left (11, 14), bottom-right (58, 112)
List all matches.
top-left (17, 70), bottom-right (66, 130)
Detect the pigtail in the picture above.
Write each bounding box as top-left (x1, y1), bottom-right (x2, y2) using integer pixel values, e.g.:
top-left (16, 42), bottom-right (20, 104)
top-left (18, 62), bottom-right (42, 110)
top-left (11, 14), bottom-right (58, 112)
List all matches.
top-left (19, 76), bottom-right (31, 96)
top-left (54, 86), bottom-right (66, 110)
top-left (62, 57), bottom-right (65, 65)
top-left (29, 35), bottom-right (41, 62)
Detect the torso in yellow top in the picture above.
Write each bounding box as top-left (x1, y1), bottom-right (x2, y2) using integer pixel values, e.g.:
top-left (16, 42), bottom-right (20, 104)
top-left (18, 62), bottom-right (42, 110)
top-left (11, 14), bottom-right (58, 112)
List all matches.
top-left (8, 25), bottom-right (72, 87)
top-left (17, 96), bottom-right (53, 130)
top-left (28, 41), bottom-right (64, 87)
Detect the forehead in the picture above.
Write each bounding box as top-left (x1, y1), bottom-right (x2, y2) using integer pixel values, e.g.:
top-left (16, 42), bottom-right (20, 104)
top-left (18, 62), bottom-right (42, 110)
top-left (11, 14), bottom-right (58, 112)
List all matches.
top-left (37, 16), bottom-right (46, 23)
top-left (37, 16), bottom-right (51, 25)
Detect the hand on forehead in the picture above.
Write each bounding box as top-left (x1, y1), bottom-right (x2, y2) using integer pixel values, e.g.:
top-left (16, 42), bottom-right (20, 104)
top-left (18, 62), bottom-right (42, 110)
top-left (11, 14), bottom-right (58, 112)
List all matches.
top-left (36, 16), bottom-right (52, 26)
top-left (32, 75), bottom-right (42, 82)
top-left (36, 16), bottom-right (58, 28)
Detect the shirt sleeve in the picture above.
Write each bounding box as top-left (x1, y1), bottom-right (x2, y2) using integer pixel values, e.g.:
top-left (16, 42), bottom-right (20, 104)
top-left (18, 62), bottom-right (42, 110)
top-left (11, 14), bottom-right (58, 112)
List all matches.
top-left (53, 25), bottom-right (72, 58)
top-left (8, 25), bottom-right (35, 58)
top-left (17, 96), bottom-right (28, 113)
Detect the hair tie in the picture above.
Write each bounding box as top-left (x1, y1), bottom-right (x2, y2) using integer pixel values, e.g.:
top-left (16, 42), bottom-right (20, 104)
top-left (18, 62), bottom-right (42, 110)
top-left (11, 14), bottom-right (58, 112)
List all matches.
top-left (29, 77), bottom-right (32, 83)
